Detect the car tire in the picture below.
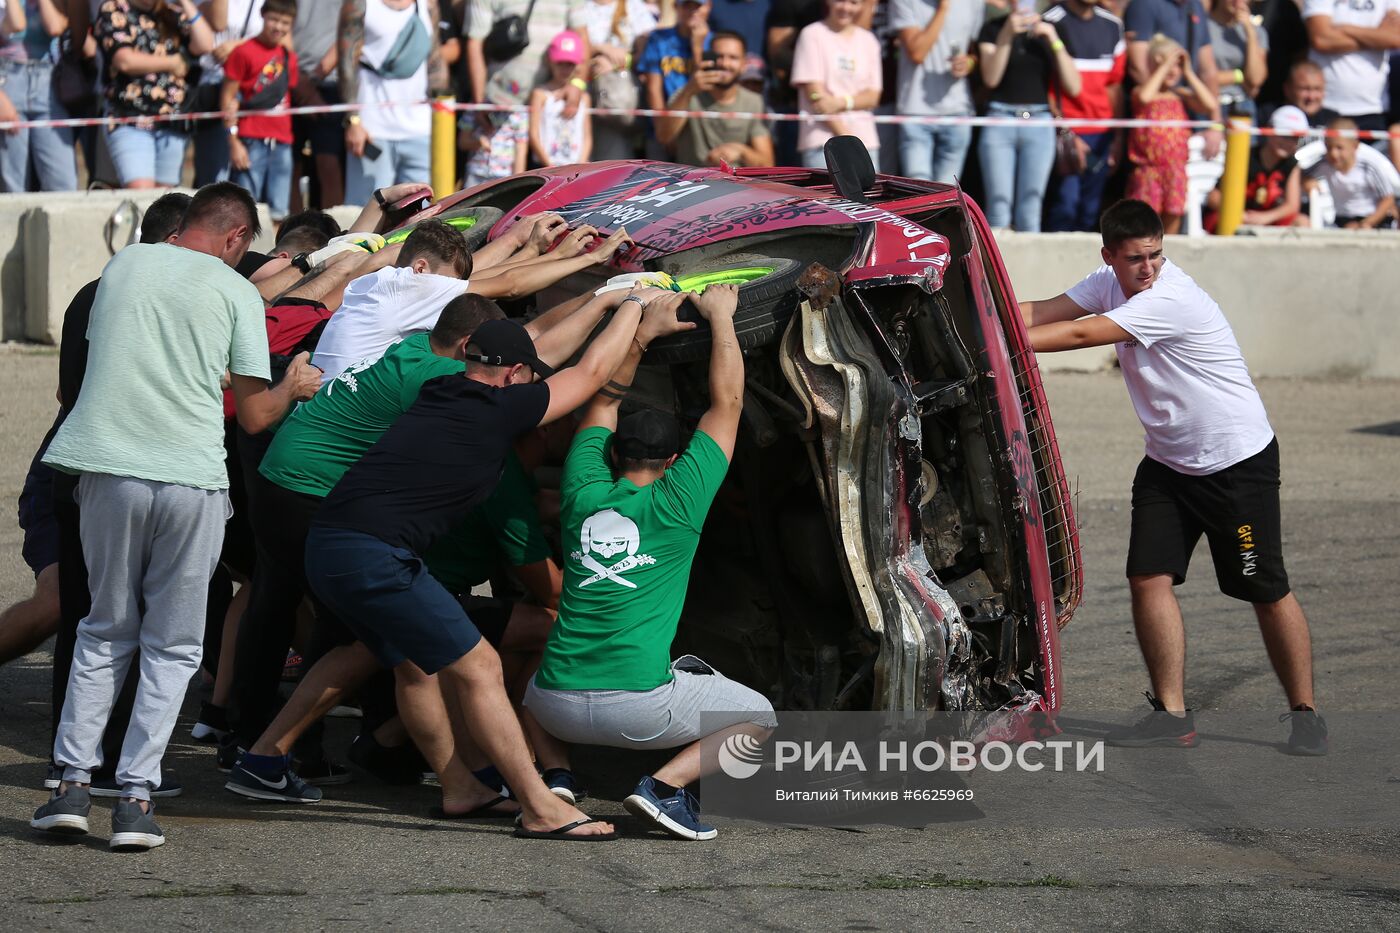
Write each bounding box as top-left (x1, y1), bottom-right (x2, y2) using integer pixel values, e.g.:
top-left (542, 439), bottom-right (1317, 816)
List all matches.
top-left (644, 254), bottom-right (806, 365)
top-left (386, 206), bottom-right (504, 252)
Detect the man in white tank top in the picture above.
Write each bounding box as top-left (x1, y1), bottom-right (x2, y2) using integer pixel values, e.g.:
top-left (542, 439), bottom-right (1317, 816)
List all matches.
top-left (1019, 198), bottom-right (1328, 758)
top-left (338, 0), bottom-right (449, 204)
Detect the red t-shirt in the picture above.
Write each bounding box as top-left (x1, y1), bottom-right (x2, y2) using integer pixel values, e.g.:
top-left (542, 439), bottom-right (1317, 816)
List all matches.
top-left (225, 38), bottom-right (298, 144)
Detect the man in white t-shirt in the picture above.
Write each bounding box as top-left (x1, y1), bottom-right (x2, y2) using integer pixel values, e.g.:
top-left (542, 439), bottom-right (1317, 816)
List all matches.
top-left (1018, 199), bottom-right (1327, 757)
top-left (312, 220), bottom-right (473, 383)
top-left (1303, 115), bottom-right (1400, 226)
top-left (1303, 0), bottom-right (1400, 136)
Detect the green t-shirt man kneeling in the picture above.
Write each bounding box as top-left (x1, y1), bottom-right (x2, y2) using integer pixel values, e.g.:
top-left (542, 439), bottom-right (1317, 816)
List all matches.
top-left (524, 284), bottom-right (778, 842)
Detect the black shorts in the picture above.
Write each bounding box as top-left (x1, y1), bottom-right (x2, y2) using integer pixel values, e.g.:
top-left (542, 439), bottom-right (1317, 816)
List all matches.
top-left (18, 452), bottom-right (59, 577)
top-left (1126, 438), bottom-right (1290, 603)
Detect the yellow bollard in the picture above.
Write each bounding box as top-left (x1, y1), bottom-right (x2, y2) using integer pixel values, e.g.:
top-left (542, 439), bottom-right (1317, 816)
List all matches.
top-left (430, 96), bottom-right (457, 201)
top-left (1214, 114), bottom-right (1252, 237)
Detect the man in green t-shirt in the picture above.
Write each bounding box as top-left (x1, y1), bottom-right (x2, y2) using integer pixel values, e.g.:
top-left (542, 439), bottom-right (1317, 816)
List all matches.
top-left (525, 284), bottom-right (778, 841)
top-left (229, 286), bottom-right (637, 808)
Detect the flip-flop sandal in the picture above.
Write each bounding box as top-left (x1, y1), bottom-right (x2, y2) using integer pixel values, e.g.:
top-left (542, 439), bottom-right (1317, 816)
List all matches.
top-left (429, 796), bottom-right (520, 820)
top-left (513, 817), bottom-right (618, 842)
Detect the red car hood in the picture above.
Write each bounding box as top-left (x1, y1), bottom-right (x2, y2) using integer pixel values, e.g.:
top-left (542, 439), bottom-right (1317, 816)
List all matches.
top-left (486, 161), bottom-right (952, 271)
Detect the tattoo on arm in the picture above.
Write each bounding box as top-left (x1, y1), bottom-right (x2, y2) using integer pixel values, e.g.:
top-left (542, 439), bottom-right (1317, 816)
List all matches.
top-left (337, 0), bottom-right (366, 105)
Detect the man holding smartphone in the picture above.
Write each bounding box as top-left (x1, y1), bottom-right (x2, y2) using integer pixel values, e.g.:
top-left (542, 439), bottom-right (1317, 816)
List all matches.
top-left (655, 30), bottom-right (774, 166)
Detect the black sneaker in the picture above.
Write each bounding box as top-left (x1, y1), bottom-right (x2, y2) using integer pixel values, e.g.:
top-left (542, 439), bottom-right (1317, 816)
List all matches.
top-left (191, 701), bottom-right (231, 744)
top-left (89, 773), bottom-right (183, 798)
top-left (225, 759), bottom-right (323, 803)
top-left (1281, 705), bottom-right (1329, 756)
top-left (216, 736), bottom-right (245, 773)
top-left (1104, 692), bottom-right (1199, 748)
top-left (293, 756), bottom-right (352, 786)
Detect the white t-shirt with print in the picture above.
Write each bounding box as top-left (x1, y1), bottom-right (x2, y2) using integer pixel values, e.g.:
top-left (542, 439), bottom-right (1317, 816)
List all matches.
top-left (1304, 0), bottom-right (1400, 116)
top-left (312, 266), bottom-right (470, 384)
top-left (1305, 141), bottom-right (1400, 217)
top-left (1065, 259), bottom-right (1274, 476)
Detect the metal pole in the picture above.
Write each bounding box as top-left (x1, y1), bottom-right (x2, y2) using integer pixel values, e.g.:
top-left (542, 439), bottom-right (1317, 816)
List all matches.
top-left (430, 96), bottom-right (457, 201)
top-left (1214, 115), bottom-right (1253, 237)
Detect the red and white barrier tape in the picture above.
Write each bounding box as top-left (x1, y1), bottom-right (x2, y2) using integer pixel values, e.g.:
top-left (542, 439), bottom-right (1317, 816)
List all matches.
top-left (0, 97), bottom-right (1395, 141)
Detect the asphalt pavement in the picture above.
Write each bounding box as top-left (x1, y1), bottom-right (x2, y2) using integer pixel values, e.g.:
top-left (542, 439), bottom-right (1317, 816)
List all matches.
top-left (0, 347), bottom-right (1396, 931)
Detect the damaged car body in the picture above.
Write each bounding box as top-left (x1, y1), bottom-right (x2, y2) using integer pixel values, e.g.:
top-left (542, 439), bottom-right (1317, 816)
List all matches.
top-left (401, 138), bottom-right (1082, 716)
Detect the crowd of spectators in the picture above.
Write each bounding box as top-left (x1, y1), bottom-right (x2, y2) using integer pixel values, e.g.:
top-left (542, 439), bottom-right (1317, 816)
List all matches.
top-left (2, 0), bottom-right (1400, 231)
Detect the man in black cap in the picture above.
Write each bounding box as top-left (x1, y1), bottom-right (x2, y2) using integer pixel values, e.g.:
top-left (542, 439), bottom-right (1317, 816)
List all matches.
top-left (300, 299), bottom-right (655, 841)
top-left (523, 284), bottom-right (777, 842)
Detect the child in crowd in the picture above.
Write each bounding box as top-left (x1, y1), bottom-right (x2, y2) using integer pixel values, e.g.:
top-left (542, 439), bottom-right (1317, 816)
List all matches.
top-left (1304, 117), bottom-right (1400, 229)
top-left (529, 31), bottom-right (592, 168)
top-left (1126, 34), bottom-right (1216, 235)
top-left (221, 0), bottom-right (299, 221)
top-left (1205, 105), bottom-right (1309, 232)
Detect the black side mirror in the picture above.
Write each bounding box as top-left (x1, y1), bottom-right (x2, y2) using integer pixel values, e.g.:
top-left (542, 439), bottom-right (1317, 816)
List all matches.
top-left (823, 135), bottom-right (876, 204)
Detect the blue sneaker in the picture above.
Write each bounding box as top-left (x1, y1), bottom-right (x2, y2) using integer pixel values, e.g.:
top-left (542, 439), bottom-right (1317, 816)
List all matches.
top-left (623, 776), bottom-right (717, 841)
top-left (31, 785), bottom-right (91, 835)
top-left (225, 758), bottom-right (323, 804)
top-left (542, 767), bottom-right (588, 804)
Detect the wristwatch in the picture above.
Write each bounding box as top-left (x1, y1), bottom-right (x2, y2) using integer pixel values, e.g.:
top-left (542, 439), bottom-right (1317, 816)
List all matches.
top-left (344, 113), bottom-right (362, 128)
top-left (373, 188), bottom-right (389, 208)
top-left (291, 252), bottom-right (313, 274)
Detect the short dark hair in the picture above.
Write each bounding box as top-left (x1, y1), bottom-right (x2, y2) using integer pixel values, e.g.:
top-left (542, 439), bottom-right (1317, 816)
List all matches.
top-left (277, 209), bottom-right (341, 243)
top-left (275, 226), bottom-right (330, 256)
top-left (181, 182), bottom-right (261, 240)
top-left (140, 192), bottom-right (192, 244)
top-left (261, 0), bottom-right (296, 15)
top-left (711, 29), bottom-right (746, 54)
top-left (398, 220), bottom-right (473, 279)
top-left (431, 293), bottom-right (505, 347)
top-left (1099, 199), bottom-right (1164, 249)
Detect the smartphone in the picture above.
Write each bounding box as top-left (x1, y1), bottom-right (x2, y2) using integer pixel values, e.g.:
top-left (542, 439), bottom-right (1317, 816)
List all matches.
top-left (362, 140), bottom-right (384, 161)
top-left (701, 53), bottom-right (718, 70)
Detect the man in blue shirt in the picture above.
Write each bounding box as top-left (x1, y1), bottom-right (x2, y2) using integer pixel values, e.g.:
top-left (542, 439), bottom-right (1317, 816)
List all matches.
top-left (640, 0), bottom-right (714, 117)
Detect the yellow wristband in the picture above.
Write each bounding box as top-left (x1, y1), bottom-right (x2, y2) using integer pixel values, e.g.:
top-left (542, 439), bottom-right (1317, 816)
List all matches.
top-left (1232, 68), bottom-right (1245, 85)
top-left (570, 77), bottom-right (588, 91)
top-left (1051, 39), bottom-right (1065, 52)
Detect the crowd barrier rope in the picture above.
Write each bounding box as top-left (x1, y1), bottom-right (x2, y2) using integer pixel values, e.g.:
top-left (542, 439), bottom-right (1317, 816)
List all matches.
top-left (0, 97), bottom-right (1396, 141)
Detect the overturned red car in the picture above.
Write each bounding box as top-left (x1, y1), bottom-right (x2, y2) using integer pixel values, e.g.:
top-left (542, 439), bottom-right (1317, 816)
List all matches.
top-left (400, 140), bottom-right (1082, 715)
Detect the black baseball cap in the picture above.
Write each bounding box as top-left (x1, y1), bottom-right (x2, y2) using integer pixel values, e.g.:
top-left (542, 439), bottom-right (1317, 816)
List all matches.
top-left (464, 318), bottom-right (555, 377)
top-left (615, 409), bottom-right (681, 461)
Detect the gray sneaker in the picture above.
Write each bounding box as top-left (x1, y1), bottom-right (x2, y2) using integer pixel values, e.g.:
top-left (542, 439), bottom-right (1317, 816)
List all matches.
top-left (31, 785), bottom-right (91, 835)
top-left (109, 799), bottom-right (165, 851)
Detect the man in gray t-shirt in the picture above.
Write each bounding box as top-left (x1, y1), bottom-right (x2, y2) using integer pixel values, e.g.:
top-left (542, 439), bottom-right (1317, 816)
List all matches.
top-left (656, 31), bottom-right (775, 167)
top-left (890, 0), bottom-right (984, 183)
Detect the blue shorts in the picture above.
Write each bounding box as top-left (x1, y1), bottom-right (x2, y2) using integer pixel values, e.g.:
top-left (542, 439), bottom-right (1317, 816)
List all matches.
top-left (304, 526), bottom-right (482, 674)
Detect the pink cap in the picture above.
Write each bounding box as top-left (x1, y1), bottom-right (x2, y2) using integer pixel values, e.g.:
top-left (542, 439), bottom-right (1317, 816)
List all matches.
top-left (548, 30), bottom-right (584, 64)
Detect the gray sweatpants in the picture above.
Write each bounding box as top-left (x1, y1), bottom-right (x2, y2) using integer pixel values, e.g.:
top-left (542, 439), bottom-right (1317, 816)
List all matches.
top-left (54, 473), bottom-right (228, 801)
top-left (524, 655), bottom-right (778, 751)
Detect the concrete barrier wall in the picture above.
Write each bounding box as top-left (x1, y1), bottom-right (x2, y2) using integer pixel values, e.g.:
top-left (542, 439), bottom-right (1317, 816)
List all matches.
top-left (992, 230), bottom-right (1400, 379)
top-left (2, 198), bottom-right (1397, 378)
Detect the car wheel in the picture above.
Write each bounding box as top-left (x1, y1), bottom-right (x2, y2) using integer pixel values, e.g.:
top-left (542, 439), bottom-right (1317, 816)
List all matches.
top-left (644, 254), bottom-right (806, 365)
top-left (383, 206), bottom-right (505, 253)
